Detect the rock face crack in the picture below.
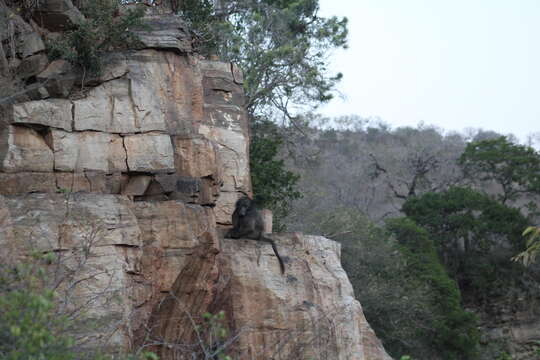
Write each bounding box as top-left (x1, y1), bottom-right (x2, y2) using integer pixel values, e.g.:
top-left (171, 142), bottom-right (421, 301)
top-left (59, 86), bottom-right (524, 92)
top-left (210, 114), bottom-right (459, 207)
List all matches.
top-left (121, 135), bottom-right (130, 172)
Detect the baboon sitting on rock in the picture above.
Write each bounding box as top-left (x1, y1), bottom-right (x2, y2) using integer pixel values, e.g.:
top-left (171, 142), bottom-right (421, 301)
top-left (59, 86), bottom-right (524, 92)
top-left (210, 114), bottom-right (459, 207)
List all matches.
top-left (225, 196), bottom-right (285, 274)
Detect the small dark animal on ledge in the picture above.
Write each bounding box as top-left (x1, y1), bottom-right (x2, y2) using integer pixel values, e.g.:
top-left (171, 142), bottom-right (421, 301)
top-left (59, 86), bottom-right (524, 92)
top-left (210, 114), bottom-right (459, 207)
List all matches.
top-left (225, 196), bottom-right (285, 274)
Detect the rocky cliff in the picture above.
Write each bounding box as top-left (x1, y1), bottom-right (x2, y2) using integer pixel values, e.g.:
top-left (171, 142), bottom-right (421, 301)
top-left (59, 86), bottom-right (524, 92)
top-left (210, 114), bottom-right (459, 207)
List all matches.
top-left (0, 1), bottom-right (391, 359)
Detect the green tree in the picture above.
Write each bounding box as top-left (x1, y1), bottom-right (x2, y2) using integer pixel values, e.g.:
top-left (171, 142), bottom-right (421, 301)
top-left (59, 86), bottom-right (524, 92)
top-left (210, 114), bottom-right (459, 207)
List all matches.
top-left (386, 218), bottom-right (479, 360)
top-left (210, 0), bottom-right (348, 121)
top-left (0, 258), bottom-right (75, 360)
top-left (458, 136), bottom-right (540, 205)
top-left (250, 120), bottom-right (301, 229)
top-left (402, 187), bottom-right (529, 300)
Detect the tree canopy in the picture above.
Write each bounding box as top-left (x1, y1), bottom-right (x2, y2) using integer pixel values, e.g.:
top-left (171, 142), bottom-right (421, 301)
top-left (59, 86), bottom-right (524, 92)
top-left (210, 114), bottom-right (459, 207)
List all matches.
top-left (402, 187), bottom-right (529, 299)
top-left (459, 136), bottom-right (540, 205)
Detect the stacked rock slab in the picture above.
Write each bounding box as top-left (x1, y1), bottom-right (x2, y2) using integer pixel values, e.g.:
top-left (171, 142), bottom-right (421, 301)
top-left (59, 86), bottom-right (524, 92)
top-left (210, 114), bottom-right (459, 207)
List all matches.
top-left (0, 2), bottom-right (392, 359)
top-left (0, 49), bottom-right (248, 213)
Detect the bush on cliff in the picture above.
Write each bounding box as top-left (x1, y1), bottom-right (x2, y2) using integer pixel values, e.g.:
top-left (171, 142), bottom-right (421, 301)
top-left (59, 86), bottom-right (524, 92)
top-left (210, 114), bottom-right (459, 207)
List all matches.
top-left (48, 0), bottom-right (146, 77)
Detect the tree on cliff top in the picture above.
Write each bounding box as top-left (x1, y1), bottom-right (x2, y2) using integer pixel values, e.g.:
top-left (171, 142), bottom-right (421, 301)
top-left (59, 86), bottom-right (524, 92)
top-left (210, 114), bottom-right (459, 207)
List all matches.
top-left (212, 0), bottom-right (348, 123)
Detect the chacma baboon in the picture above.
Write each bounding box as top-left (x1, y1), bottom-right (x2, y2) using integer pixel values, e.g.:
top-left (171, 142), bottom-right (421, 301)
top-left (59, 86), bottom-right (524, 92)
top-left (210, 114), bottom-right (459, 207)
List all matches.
top-left (225, 196), bottom-right (285, 274)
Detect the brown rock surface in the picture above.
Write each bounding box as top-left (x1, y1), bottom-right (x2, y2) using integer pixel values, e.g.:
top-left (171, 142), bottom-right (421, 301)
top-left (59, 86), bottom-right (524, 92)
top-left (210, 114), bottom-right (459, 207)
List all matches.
top-left (47, 129), bottom-right (127, 172)
top-left (215, 234), bottom-right (392, 360)
top-left (2, 98), bottom-right (73, 130)
top-left (124, 132), bottom-right (175, 172)
top-left (0, 125), bottom-right (53, 172)
top-left (73, 78), bottom-right (167, 133)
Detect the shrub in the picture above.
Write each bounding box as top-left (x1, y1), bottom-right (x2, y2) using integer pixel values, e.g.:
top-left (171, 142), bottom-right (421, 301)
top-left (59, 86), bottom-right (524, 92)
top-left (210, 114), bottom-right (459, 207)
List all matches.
top-left (386, 218), bottom-right (479, 360)
top-left (48, 0), bottom-right (146, 77)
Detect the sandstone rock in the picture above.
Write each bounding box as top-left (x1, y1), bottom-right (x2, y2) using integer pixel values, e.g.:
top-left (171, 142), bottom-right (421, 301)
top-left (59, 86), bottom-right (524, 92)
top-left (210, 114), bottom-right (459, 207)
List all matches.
top-left (124, 132), bottom-right (175, 172)
top-left (214, 191), bottom-right (243, 225)
top-left (0, 5), bottom-right (44, 58)
top-left (2, 98), bottom-right (72, 130)
top-left (73, 78), bottom-right (167, 133)
top-left (148, 233), bottom-right (392, 360)
top-left (199, 126), bottom-right (250, 193)
top-left (0, 125), bottom-right (53, 172)
top-left (0, 193), bottom-right (142, 350)
top-left (261, 209), bottom-right (273, 233)
top-left (0, 195), bottom-right (14, 259)
top-left (0, 172), bottom-right (57, 194)
top-left (200, 60), bottom-right (234, 80)
top-left (173, 136), bottom-right (221, 179)
top-left (203, 104), bottom-right (248, 132)
top-left (165, 175), bottom-right (221, 205)
top-left (32, 0), bottom-right (84, 31)
top-left (2, 193), bottom-right (141, 250)
top-left (217, 234), bottom-right (392, 360)
top-left (127, 50), bottom-right (203, 136)
top-left (55, 172), bottom-right (128, 193)
top-left (20, 31), bottom-right (46, 58)
top-left (122, 175), bottom-right (153, 196)
top-left (47, 129), bottom-right (127, 173)
top-left (36, 59), bottom-right (76, 97)
top-left (231, 63), bottom-right (243, 84)
top-left (134, 15), bottom-right (192, 53)
top-left (203, 77), bottom-right (245, 107)
top-left (16, 53), bottom-right (49, 78)
top-left (130, 200), bottom-right (220, 343)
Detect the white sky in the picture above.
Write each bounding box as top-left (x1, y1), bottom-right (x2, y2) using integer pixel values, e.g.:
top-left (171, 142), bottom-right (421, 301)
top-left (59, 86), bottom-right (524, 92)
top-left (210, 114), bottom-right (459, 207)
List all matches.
top-left (317, 0), bottom-right (540, 141)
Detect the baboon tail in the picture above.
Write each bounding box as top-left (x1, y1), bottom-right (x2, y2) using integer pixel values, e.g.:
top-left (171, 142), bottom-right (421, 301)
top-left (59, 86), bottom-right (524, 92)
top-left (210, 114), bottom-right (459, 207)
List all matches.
top-left (268, 238), bottom-right (285, 274)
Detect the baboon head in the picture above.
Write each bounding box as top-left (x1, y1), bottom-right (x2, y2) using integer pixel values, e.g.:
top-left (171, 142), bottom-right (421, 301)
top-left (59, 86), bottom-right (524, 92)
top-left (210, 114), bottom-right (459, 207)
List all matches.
top-left (234, 196), bottom-right (253, 217)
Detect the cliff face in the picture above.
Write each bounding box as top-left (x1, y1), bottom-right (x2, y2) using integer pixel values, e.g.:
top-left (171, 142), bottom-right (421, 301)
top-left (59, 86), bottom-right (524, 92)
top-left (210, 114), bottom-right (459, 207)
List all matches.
top-left (0, 2), bottom-right (391, 359)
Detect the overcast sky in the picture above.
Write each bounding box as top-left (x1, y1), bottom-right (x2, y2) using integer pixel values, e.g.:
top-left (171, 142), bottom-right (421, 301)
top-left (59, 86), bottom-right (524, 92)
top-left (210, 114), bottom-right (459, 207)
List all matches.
top-left (317, 0), bottom-right (540, 141)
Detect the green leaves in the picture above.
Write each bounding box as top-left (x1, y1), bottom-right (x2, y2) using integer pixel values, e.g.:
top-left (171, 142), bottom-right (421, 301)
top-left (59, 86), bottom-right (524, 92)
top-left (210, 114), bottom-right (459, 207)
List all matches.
top-left (48, 0), bottom-right (146, 76)
top-left (207, 0), bottom-right (348, 121)
top-left (250, 120), bottom-right (301, 229)
top-left (402, 187), bottom-right (530, 302)
top-left (459, 136), bottom-right (540, 205)
top-left (512, 226), bottom-right (540, 266)
top-left (386, 218), bottom-right (480, 360)
top-left (0, 263), bottom-right (75, 360)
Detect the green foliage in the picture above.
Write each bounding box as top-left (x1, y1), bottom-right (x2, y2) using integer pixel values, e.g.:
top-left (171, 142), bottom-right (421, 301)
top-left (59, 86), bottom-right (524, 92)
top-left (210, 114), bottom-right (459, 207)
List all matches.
top-left (0, 257), bottom-right (159, 360)
top-left (205, 0), bottom-right (348, 120)
top-left (197, 311), bottom-right (233, 360)
top-left (177, 0), bottom-right (217, 53)
top-left (0, 261), bottom-right (75, 360)
top-left (495, 352), bottom-right (513, 360)
top-left (309, 207), bottom-right (465, 359)
top-left (402, 187), bottom-right (529, 299)
top-left (459, 136), bottom-right (540, 205)
top-left (386, 218), bottom-right (479, 360)
top-left (512, 226), bottom-right (540, 266)
top-left (250, 120), bottom-right (301, 230)
top-left (48, 0), bottom-right (146, 76)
